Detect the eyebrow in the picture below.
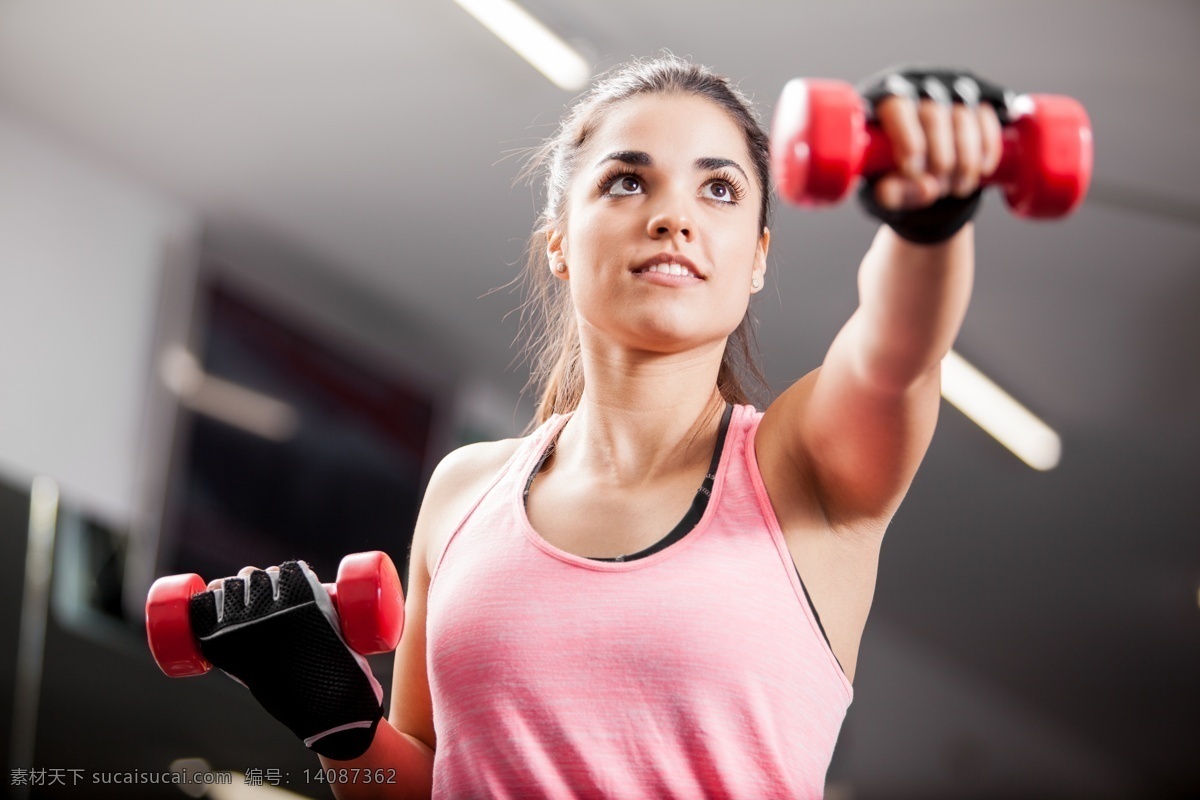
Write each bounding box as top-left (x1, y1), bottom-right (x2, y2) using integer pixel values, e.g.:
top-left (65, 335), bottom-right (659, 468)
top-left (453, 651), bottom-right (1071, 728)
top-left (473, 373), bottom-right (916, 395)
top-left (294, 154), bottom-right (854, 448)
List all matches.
top-left (595, 151), bottom-right (749, 181)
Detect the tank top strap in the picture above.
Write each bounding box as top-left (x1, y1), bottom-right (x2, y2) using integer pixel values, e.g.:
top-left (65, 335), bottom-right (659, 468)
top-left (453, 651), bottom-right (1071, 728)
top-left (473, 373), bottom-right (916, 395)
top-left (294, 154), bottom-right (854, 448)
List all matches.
top-left (516, 412), bottom-right (571, 489)
top-left (428, 413), bottom-right (572, 587)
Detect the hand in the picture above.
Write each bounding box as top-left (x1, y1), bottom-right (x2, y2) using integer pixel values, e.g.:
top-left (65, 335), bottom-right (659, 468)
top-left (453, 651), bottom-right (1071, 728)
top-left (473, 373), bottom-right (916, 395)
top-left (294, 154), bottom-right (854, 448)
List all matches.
top-left (191, 561), bottom-right (385, 760)
top-left (873, 89), bottom-right (1002, 210)
top-left (858, 67), bottom-right (1011, 242)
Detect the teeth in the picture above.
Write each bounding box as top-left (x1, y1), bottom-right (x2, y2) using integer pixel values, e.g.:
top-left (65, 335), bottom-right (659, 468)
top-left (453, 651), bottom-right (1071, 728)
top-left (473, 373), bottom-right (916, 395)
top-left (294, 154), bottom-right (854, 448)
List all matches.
top-left (647, 262), bottom-right (692, 277)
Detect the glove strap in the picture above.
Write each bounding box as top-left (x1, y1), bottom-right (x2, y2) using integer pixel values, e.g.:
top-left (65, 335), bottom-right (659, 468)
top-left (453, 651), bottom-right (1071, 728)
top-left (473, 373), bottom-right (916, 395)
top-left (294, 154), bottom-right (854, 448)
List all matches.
top-left (858, 183), bottom-right (983, 245)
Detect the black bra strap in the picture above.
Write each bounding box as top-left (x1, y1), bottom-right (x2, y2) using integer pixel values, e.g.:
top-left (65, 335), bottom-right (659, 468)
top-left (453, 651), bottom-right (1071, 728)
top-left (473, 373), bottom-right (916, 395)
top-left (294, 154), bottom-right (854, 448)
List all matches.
top-left (590, 403), bottom-right (733, 562)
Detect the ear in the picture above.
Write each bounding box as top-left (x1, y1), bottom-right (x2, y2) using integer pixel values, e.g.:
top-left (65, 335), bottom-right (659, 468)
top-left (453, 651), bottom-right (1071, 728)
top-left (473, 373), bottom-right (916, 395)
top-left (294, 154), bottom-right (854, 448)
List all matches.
top-left (546, 228), bottom-right (568, 278)
top-left (751, 227), bottom-right (770, 289)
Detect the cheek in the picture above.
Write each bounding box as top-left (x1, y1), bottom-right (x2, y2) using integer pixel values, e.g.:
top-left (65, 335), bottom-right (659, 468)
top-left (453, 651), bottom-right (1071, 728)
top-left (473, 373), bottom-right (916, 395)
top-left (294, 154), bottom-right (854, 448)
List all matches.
top-left (717, 228), bottom-right (764, 280)
top-left (719, 284), bottom-right (752, 326)
top-left (713, 238), bottom-right (761, 316)
top-left (564, 213), bottom-right (635, 276)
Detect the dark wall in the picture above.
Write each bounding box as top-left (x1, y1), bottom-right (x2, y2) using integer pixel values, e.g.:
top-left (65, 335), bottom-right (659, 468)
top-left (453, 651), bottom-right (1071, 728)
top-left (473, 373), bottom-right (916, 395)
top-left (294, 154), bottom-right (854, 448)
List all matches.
top-left (1, 478), bottom-right (403, 799)
top-left (0, 480), bottom-right (30, 784)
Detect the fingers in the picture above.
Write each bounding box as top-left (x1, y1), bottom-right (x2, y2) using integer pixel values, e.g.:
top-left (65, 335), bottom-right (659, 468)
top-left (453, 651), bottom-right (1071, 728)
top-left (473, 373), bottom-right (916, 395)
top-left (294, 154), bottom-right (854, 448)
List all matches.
top-left (919, 97), bottom-right (955, 192)
top-left (951, 103), bottom-right (982, 197)
top-left (875, 95), bottom-right (926, 179)
top-left (872, 172), bottom-right (940, 212)
top-left (874, 93), bottom-right (1002, 209)
top-left (874, 96), bottom-right (938, 210)
top-left (873, 94), bottom-right (951, 209)
top-left (978, 102), bottom-right (1003, 178)
top-left (207, 566), bottom-right (261, 592)
top-left (191, 564), bottom-right (303, 636)
top-left (205, 566), bottom-right (280, 615)
top-left (202, 562), bottom-right (313, 620)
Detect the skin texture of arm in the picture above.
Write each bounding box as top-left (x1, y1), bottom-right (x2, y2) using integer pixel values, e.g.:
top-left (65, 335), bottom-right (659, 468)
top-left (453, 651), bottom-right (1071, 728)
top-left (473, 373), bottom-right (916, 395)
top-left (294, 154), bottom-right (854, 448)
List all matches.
top-left (753, 225), bottom-right (973, 684)
top-left (760, 224), bottom-right (973, 531)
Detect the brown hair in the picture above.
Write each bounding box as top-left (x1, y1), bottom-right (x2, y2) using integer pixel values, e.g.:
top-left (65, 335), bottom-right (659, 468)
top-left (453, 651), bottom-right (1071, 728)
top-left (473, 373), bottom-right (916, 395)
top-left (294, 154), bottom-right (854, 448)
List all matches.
top-left (516, 54), bottom-right (773, 432)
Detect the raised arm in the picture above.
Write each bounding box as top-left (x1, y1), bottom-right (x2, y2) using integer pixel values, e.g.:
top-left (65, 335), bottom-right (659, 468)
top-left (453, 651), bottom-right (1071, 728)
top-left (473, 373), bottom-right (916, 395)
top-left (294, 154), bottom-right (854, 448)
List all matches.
top-left (759, 70), bottom-right (1003, 531)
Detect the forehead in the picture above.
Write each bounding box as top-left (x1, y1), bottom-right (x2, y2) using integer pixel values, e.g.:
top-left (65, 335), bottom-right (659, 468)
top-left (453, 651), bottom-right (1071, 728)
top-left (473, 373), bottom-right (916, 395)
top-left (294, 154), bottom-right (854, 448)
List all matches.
top-left (582, 92), bottom-right (751, 168)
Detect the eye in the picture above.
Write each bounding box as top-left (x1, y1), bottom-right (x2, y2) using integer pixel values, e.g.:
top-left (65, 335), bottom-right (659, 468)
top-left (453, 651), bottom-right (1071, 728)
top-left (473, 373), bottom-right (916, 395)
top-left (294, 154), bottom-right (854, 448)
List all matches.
top-left (702, 179), bottom-right (737, 203)
top-left (604, 173), bottom-right (644, 196)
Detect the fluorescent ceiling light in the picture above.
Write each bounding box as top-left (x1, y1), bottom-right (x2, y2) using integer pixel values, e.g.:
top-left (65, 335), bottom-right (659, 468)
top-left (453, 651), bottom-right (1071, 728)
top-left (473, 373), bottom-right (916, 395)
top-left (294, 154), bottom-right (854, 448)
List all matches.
top-left (941, 349), bottom-right (1062, 471)
top-left (160, 345), bottom-right (299, 442)
top-left (29, 476), bottom-right (60, 538)
top-left (452, 0), bottom-right (590, 91)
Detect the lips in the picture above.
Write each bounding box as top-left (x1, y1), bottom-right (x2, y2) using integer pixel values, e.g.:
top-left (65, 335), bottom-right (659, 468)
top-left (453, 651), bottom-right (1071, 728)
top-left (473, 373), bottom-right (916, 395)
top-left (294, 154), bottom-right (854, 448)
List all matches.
top-left (632, 253), bottom-right (704, 279)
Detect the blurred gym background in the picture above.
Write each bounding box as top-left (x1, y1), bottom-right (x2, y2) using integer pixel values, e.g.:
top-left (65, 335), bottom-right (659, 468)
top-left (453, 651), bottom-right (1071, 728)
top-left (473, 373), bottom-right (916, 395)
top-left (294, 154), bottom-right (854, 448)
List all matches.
top-left (1, 0), bottom-right (1198, 797)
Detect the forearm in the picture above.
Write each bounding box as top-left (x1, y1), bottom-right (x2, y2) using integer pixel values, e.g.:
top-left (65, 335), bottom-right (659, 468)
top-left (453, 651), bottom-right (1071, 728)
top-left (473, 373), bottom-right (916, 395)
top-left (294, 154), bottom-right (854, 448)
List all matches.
top-left (853, 222), bottom-right (975, 391)
top-left (320, 720), bottom-right (434, 800)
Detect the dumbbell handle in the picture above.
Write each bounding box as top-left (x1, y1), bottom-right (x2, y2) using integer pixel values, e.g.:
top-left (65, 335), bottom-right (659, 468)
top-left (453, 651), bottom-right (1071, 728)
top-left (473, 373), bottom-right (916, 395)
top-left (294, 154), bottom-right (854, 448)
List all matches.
top-left (858, 116), bottom-right (1021, 185)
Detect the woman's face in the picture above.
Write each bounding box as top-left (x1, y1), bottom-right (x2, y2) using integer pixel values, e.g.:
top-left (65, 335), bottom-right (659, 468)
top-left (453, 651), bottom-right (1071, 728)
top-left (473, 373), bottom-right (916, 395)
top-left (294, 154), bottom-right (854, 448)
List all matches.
top-left (549, 92), bottom-right (769, 359)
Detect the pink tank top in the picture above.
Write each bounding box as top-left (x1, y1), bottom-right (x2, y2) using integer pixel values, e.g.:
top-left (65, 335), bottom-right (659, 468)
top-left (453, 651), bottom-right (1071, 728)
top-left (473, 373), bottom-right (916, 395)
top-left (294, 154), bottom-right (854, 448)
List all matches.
top-left (426, 405), bottom-right (853, 799)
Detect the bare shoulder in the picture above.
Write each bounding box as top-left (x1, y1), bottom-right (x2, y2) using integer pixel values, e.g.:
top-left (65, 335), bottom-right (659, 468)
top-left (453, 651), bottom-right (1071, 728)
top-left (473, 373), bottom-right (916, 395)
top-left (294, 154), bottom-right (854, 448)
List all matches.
top-left (387, 436), bottom-right (526, 752)
top-left (416, 436), bottom-right (527, 574)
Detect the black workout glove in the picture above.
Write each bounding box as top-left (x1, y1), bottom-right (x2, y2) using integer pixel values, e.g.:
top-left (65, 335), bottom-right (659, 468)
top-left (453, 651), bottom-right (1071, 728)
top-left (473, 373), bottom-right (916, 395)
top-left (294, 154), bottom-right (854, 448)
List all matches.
top-left (857, 66), bottom-right (1013, 245)
top-left (189, 561), bottom-right (384, 761)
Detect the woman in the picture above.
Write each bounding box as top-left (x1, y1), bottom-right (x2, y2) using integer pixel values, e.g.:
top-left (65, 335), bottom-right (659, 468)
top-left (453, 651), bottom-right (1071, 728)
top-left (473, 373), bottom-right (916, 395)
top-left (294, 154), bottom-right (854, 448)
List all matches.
top-left (193, 56), bottom-right (1004, 798)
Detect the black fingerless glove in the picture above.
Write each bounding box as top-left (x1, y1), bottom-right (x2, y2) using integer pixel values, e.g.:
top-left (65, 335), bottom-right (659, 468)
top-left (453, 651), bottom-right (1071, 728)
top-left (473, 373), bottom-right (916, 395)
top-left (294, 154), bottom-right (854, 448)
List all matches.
top-left (189, 561), bottom-right (384, 760)
top-left (856, 65), bottom-right (1013, 245)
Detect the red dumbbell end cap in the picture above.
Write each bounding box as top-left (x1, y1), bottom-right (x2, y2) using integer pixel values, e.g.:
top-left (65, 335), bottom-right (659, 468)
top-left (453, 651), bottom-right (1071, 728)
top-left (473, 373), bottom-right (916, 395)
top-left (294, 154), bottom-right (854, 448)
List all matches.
top-left (146, 573), bottom-right (211, 677)
top-left (771, 79), bottom-right (815, 205)
top-left (1003, 94), bottom-right (1094, 218)
top-left (771, 79), bottom-right (868, 206)
top-left (336, 551), bottom-right (405, 655)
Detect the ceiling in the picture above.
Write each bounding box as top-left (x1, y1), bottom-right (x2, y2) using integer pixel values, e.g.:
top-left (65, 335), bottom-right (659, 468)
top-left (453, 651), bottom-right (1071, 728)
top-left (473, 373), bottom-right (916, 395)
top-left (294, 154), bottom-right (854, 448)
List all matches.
top-left (2, 0), bottom-right (1198, 795)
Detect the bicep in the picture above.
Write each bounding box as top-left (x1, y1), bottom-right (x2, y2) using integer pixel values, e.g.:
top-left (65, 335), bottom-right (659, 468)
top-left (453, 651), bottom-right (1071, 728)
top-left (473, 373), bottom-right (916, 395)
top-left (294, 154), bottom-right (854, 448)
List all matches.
top-left (762, 312), bottom-right (942, 528)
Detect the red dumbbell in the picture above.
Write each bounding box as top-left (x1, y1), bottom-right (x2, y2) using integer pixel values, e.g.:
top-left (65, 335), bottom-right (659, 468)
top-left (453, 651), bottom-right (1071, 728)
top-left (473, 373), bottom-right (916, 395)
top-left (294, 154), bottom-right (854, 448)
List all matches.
top-left (146, 551), bottom-right (405, 678)
top-left (770, 78), bottom-right (1094, 218)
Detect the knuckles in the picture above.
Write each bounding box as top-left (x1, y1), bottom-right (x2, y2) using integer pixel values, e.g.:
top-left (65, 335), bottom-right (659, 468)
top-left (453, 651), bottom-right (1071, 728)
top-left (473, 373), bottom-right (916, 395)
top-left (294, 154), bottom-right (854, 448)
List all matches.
top-left (202, 562), bottom-right (305, 622)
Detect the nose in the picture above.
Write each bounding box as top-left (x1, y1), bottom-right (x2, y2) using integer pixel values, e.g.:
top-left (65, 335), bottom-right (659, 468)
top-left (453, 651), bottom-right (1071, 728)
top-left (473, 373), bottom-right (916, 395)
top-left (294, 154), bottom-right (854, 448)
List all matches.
top-left (646, 194), bottom-right (693, 241)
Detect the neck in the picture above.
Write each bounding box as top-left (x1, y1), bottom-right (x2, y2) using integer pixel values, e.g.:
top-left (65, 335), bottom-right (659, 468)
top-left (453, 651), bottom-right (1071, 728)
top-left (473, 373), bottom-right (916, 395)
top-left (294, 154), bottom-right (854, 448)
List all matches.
top-left (553, 337), bottom-right (729, 487)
